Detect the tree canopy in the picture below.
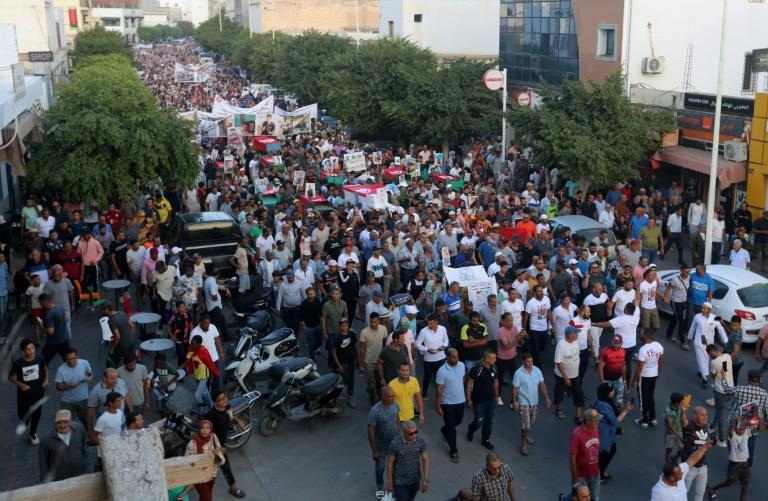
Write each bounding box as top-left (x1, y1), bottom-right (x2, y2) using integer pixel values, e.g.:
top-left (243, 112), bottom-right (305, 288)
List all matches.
top-left (230, 32), bottom-right (291, 83)
top-left (273, 31), bottom-right (353, 103)
top-left (137, 25), bottom-right (183, 43)
top-left (28, 54), bottom-right (198, 207)
top-left (508, 71), bottom-right (676, 190)
top-left (69, 26), bottom-right (131, 65)
top-left (177, 21), bottom-right (195, 38)
top-left (195, 15), bottom-right (244, 55)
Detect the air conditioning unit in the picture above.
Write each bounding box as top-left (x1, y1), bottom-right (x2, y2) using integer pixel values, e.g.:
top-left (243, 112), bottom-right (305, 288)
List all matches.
top-left (724, 140), bottom-right (748, 162)
top-left (642, 56), bottom-right (666, 74)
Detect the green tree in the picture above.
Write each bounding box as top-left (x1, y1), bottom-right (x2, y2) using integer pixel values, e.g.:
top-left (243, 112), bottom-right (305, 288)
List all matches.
top-left (69, 26), bottom-right (131, 65)
top-left (195, 15), bottom-right (244, 55)
top-left (230, 31), bottom-right (290, 83)
top-left (384, 58), bottom-right (501, 153)
top-left (508, 71), bottom-right (676, 191)
top-left (322, 38), bottom-right (437, 139)
top-left (273, 31), bottom-right (352, 103)
top-left (137, 25), bottom-right (183, 43)
top-left (28, 55), bottom-right (198, 207)
top-left (177, 20), bottom-right (196, 37)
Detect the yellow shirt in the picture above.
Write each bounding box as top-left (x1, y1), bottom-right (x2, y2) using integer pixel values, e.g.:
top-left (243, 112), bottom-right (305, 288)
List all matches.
top-left (156, 197), bottom-right (172, 224)
top-left (388, 376), bottom-right (420, 421)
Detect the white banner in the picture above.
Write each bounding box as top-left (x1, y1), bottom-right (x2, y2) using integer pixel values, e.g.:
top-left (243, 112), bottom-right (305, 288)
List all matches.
top-left (274, 104), bottom-right (317, 137)
top-left (174, 62), bottom-right (213, 83)
top-left (343, 151), bottom-right (366, 173)
top-left (467, 279), bottom-right (498, 310)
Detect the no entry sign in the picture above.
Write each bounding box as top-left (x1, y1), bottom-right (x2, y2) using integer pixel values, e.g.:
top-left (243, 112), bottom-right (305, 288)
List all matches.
top-left (483, 68), bottom-right (505, 91)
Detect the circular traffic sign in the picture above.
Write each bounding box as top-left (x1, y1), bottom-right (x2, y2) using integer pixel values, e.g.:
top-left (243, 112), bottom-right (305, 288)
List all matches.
top-left (517, 92), bottom-right (531, 106)
top-left (483, 68), bottom-right (505, 91)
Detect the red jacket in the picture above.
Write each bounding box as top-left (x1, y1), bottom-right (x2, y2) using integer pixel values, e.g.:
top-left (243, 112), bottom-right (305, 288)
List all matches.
top-left (186, 345), bottom-right (220, 378)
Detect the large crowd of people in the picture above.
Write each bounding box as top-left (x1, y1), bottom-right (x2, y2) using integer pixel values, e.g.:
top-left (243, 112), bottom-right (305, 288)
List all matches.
top-left (4, 40), bottom-right (768, 501)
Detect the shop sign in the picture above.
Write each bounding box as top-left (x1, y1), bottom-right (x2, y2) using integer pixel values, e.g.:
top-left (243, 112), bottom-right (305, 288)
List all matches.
top-left (677, 111), bottom-right (747, 137)
top-left (683, 92), bottom-right (753, 117)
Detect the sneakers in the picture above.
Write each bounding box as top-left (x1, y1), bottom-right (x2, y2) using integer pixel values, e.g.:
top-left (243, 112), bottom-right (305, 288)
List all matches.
top-left (497, 397), bottom-right (504, 406)
top-left (635, 419), bottom-right (649, 429)
top-left (375, 490), bottom-right (385, 500)
top-left (705, 398), bottom-right (715, 407)
top-left (28, 434), bottom-right (39, 445)
top-left (481, 440), bottom-right (495, 450)
top-left (717, 440), bottom-right (727, 448)
top-left (650, 419), bottom-right (658, 427)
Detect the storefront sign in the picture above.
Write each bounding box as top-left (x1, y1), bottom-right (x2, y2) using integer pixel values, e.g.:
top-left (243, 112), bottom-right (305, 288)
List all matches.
top-left (754, 48), bottom-right (768, 73)
top-left (28, 51), bottom-right (53, 62)
top-left (677, 111), bottom-right (747, 137)
top-left (683, 92), bottom-right (753, 117)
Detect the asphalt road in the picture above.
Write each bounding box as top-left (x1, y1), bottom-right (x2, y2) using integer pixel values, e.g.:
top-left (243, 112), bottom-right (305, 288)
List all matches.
top-left (1, 302), bottom-right (766, 501)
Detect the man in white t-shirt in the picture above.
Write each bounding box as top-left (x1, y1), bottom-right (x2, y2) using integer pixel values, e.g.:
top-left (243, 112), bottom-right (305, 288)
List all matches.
top-left (650, 441), bottom-right (712, 501)
top-left (594, 300), bottom-right (641, 382)
top-left (500, 288), bottom-right (524, 330)
top-left (189, 315), bottom-right (223, 366)
top-left (93, 391), bottom-right (125, 460)
top-left (609, 278), bottom-right (636, 318)
top-left (638, 266), bottom-right (663, 337)
top-left (553, 325), bottom-right (583, 422)
top-left (511, 270), bottom-right (530, 302)
top-left (551, 293), bottom-right (577, 343)
top-left (523, 285), bottom-right (552, 367)
top-left (631, 330), bottom-right (664, 428)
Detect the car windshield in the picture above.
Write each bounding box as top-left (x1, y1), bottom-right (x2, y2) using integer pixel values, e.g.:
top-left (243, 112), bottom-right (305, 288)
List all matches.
top-left (576, 228), bottom-right (615, 245)
top-left (737, 283), bottom-right (768, 308)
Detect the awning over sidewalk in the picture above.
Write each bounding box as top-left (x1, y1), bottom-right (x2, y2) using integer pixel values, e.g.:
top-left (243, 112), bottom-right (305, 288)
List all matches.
top-left (652, 145), bottom-right (746, 189)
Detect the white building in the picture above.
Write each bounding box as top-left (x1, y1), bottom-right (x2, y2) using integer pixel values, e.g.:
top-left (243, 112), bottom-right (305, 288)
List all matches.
top-left (92, 7), bottom-right (144, 44)
top-left (0, 24), bottom-right (53, 211)
top-left (153, 0), bottom-right (209, 26)
top-left (623, 0), bottom-right (768, 97)
top-left (380, 0), bottom-right (499, 60)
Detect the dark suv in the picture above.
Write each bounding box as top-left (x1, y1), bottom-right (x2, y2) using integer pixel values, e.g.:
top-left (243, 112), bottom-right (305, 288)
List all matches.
top-left (162, 212), bottom-right (243, 275)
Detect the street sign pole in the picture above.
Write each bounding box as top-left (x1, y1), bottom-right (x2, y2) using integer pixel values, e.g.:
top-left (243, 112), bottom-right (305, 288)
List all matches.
top-left (500, 68), bottom-right (507, 179)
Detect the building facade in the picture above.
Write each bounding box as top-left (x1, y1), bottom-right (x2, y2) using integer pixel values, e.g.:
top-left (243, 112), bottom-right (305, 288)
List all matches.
top-left (92, 1), bottom-right (143, 43)
top-left (53, 0), bottom-right (92, 48)
top-left (243, 0), bottom-right (380, 39)
top-left (380, 0), bottom-right (499, 61)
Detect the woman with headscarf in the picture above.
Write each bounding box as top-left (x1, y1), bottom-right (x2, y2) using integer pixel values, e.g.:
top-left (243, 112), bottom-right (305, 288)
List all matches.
top-left (176, 420), bottom-right (224, 501)
top-left (594, 382), bottom-right (633, 482)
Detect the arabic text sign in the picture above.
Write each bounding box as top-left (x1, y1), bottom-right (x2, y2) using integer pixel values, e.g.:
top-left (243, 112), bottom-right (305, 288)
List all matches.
top-left (683, 93), bottom-right (753, 117)
top-left (344, 151), bottom-right (366, 172)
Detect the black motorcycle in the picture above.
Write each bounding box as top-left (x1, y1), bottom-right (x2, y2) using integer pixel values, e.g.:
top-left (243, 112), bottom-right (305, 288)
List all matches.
top-left (259, 370), bottom-right (346, 436)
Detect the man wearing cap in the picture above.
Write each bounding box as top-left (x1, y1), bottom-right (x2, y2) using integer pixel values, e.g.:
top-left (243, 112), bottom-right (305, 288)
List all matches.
top-left (688, 302), bottom-right (728, 387)
top-left (277, 270), bottom-right (306, 335)
top-left (272, 239), bottom-right (292, 270)
top-left (39, 409), bottom-right (88, 482)
top-left (569, 408), bottom-right (602, 500)
top-left (598, 335), bottom-right (627, 406)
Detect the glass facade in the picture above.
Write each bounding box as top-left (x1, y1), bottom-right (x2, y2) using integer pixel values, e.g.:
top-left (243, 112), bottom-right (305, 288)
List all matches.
top-left (499, 0), bottom-right (579, 86)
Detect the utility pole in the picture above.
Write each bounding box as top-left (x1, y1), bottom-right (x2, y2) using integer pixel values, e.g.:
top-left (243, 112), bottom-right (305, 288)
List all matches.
top-left (355, 0), bottom-right (360, 47)
top-left (218, 0), bottom-right (223, 32)
top-left (272, 0), bottom-right (276, 41)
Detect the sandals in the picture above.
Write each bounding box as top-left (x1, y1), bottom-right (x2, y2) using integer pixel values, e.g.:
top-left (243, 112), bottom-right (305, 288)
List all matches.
top-left (229, 489), bottom-right (246, 498)
top-left (556, 409), bottom-right (565, 419)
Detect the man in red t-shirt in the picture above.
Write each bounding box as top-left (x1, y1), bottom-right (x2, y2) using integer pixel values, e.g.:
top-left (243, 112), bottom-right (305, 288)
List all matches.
top-left (598, 334), bottom-right (627, 406)
top-left (515, 213), bottom-right (536, 241)
top-left (570, 409), bottom-right (602, 499)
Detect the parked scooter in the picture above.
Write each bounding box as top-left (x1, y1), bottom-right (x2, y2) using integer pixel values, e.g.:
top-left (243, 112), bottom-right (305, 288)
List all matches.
top-left (158, 386), bottom-right (261, 455)
top-left (224, 328), bottom-right (300, 397)
top-left (258, 370), bottom-right (346, 436)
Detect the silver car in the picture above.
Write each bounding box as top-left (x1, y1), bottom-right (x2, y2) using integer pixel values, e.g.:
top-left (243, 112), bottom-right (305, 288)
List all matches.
top-left (549, 215), bottom-right (623, 260)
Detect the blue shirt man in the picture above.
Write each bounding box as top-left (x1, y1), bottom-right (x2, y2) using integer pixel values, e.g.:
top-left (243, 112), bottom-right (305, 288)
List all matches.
top-left (689, 266), bottom-right (714, 306)
top-left (436, 357), bottom-right (466, 405)
top-left (629, 212), bottom-right (649, 240)
top-left (512, 361), bottom-right (545, 406)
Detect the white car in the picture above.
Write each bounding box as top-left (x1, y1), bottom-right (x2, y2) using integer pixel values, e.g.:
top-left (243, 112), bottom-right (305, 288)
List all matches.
top-left (657, 264), bottom-right (768, 344)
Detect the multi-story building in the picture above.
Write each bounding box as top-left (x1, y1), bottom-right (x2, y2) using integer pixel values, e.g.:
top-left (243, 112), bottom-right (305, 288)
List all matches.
top-left (53, 0), bottom-right (92, 48)
top-left (379, 0), bottom-right (499, 61)
top-left (91, 1), bottom-right (144, 43)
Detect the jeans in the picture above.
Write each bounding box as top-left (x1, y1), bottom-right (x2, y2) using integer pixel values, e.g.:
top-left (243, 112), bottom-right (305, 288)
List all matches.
top-left (374, 440), bottom-right (389, 489)
top-left (639, 376), bottom-right (657, 423)
top-left (393, 482), bottom-right (419, 501)
top-left (194, 378), bottom-right (212, 413)
top-left (684, 464), bottom-right (708, 501)
top-left (642, 249), bottom-right (658, 264)
top-left (440, 403), bottom-right (465, 455)
top-left (220, 452), bottom-right (237, 487)
top-left (527, 329), bottom-right (549, 367)
top-left (624, 345), bottom-right (636, 384)
top-left (713, 392), bottom-right (733, 441)
top-left (281, 306), bottom-right (300, 336)
top-left (17, 393), bottom-right (44, 436)
top-left (666, 301), bottom-right (689, 344)
top-left (598, 443), bottom-right (617, 476)
top-left (496, 357), bottom-right (519, 385)
top-left (576, 475), bottom-right (601, 501)
top-left (336, 361), bottom-right (355, 398)
top-left (711, 242), bottom-right (722, 265)
top-left (606, 378), bottom-right (625, 407)
top-left (578, 349), bottom-right (590, 381)
top-left (304, 324), bottom-right (323, 354)
top-left (0, 294), bottom-right (7, 329)
top-left (664, 233), bottom-right (684, 263)
top-left (468, 400), bottom-right (496, 442)
top-left (62, 399), bottom-right (88, 425)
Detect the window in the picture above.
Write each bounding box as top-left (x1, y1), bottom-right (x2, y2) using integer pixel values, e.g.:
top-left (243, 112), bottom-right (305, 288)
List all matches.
top-left (101, 17), bottom-right (120, 27)
top-left (413, 14), bottom-right (422, 23)
top-left (596, 25), bottom-right (617, 61)
top-left (712, 280), bottom-right (729, 301)
top-left (742, 53), bottom-right (756, 93)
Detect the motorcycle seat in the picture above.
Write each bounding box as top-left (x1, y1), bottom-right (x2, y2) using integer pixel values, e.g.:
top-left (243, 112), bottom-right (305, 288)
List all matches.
top-left (267, 356), bottom-right (311, 380)
top-left (301, 373), bottom-right (340, 397)
top-left (260, 328), bottom-right (293, 345)
top-left (245, 310), bottom-right (270, 330)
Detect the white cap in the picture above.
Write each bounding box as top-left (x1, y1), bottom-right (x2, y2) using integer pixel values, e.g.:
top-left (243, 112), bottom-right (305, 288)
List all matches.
top-left (702, 301), bottom-right (713, 310)
top-left (568, 258), bottom-right (578, 265)
top-left (540, 214), bottom-right (548, 219)
top-left (327, 259), bottom-right (338, 266)
top-left (171, 246), bottom-right (182, 254)
top-left (405, 305), bottom-right (418, 315)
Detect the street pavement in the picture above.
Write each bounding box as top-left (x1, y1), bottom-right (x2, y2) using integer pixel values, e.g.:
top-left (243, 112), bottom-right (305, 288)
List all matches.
top-left (1, 296), bottom-right (767, 500)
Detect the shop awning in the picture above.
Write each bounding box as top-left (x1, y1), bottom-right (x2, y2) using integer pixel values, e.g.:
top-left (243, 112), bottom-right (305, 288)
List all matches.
top-left (651, 145), bottom-right (746, 189)
top-left (0, 111), bottom-right (43, 176)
